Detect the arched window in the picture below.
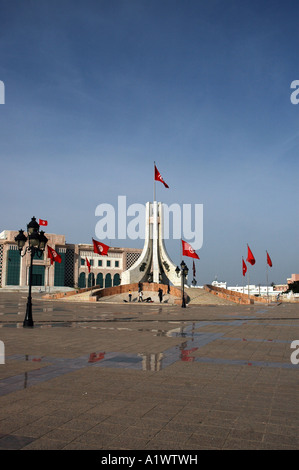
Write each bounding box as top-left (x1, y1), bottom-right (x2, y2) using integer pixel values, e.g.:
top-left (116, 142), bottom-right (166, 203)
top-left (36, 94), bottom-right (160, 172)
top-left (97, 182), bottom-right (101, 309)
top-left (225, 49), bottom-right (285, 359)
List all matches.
top-left (96, 272), bottom-right (103, 288)
top-left (78, 272), bottom-right (86, 289)
top-left (88, 273), bottom-right (95, 287)
top-left (113, 273), bottom-right (121, 286)
top-left (105, 273), bottom-right (112, 288)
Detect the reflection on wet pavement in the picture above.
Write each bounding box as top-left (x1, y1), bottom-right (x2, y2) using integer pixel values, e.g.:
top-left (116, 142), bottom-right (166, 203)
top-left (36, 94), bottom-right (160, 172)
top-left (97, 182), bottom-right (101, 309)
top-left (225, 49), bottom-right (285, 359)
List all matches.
top-left (1, 319), bottom-right (298, 397)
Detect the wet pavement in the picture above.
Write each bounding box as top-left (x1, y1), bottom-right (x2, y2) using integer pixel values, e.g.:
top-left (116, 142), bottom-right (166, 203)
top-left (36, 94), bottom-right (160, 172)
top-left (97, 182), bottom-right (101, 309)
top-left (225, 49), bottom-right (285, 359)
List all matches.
top-left (0, 292), bottom-right (299, 450)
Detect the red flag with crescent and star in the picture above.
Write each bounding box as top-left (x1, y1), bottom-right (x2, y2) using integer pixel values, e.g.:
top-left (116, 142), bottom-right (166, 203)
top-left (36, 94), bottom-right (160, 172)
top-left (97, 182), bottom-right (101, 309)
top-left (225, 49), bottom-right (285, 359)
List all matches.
top-left (86, 257), bottom-right (91, 273)
top-left (242, 257), bottom-right (247, 276)
top-left (47, 245), bottom-right (62, 265)
top-left (154, 165), bottom-right (169, 188)
top-left (92, 238), bottom-right (109, 256)
top-left (266, 251), bottom-right (272, 267)
top-left (182, 240), bottom-right (200, 259)
top-left (246, 244), bottom-right (255, 266)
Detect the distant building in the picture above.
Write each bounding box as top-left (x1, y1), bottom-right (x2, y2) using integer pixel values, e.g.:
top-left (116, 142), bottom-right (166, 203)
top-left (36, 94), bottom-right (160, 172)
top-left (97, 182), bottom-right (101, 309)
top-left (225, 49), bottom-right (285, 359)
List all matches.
top-left (287, 274), bottom-right (299, 284)
top-left (211, 280), bottom-right (227, 289)
top-left (0, 230), bottom-right (142, 289)
top-left (211, 279), bottom-right (287, 297)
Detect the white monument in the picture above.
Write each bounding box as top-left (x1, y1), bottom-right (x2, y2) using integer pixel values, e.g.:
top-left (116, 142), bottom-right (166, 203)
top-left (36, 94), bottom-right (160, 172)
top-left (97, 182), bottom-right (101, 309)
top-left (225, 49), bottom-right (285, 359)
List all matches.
top-left (121, 201), bottom-right (181, 287)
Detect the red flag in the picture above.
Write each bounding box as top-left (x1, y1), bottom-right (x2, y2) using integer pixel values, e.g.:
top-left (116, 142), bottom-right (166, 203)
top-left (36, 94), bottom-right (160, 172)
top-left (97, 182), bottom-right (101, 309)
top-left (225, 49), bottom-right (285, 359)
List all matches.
top-left (246, 244), bottom-right (255, 266)
top-left (154, 165), bottom-right (169, 188)
top-left (39, 219), bottom-right (48, 226)
top-left (47, 245), bottom-right (62, 265)
top-left (266, 251), bottom-right (272, 267)
top-left (182, 240), bottom-right (200, 259)
top-left (242, 258), bottom-right (247, 276)
top-left (92, 238), bottom-right (109, 256)
top-left (86, 257), bottom-right (91, 273)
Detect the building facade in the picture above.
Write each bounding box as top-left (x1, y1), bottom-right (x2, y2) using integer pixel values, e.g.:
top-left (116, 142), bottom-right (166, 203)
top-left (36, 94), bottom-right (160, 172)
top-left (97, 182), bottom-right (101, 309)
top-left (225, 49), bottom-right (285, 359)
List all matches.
top-left (0, 230), bottom-right (142, 289)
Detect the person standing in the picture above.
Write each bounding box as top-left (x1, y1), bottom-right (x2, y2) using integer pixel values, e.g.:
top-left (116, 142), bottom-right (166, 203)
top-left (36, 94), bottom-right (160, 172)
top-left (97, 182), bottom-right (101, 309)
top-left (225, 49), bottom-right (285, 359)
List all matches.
top-left (128, 290), bottom-right (132, 302)
top-left (158, 288), bottom-right (163, 303)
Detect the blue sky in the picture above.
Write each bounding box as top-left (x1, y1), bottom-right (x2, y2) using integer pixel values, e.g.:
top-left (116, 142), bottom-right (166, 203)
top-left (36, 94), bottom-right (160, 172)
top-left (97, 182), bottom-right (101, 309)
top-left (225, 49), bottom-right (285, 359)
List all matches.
top-left (0, 0), bottom-right (298, 285)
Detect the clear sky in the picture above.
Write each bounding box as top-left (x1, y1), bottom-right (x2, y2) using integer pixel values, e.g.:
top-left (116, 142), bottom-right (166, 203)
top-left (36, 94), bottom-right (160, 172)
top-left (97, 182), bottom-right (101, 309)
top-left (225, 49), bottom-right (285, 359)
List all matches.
top-left (0, 0), bottom-right (298, 286)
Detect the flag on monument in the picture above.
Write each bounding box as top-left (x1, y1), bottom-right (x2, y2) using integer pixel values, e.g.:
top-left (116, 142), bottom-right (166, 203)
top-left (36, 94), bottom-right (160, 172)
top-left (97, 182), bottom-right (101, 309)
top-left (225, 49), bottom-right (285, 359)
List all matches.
top-left (86, 257), bottom-right (91, 273)
top-left (39, 219), bottom-right (48, 226)
top-left (246, 244), bottom-right (255, 266)
top-left (242, 258), bottom-right (247, 276)
top-left (154, 165), bottom-right (169, 188)
top-left (266, 251), bottom-right (272, 267)
top-left (92, 238), bottom-right (109, 256)
top-left (47, 245), bottom-right (62, 265)
top-left (182, 240), bottom-right (200, 259)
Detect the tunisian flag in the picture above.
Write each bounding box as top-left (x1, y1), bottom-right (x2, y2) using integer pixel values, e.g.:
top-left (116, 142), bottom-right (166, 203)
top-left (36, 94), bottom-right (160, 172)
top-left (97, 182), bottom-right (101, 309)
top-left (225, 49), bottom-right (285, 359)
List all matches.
top-left (182, 240), bottom-right (200, 259)
top-left (246, 244), bottom-right (255, 266)
top-left (266, 251), bottom-right (272, 267)
top-left (39, 219), bottom-right (48, 226)
top-left (242, 258), bottom-right (247, 276)
top-left (86, 257), bottom-right (91, 273)
top-left (92, 238), bottom-right (109, 256)
top-left (154, 165), bottom-right (169, 188)
top-left (47, 245), bottom-right (62, 265)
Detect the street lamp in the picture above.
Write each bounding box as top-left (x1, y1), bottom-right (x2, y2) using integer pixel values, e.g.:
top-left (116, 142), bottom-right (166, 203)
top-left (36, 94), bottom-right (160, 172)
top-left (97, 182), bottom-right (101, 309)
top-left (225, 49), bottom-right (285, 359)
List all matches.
top-left (176, 261), bottom-right (189, 308)
top-left (15, 217), bottom-right (48, 328)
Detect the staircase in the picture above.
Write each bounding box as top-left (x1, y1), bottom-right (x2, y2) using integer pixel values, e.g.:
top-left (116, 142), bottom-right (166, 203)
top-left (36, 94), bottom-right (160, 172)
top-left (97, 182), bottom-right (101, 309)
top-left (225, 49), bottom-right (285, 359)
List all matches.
top-left (185, 287), bottom-right (235, 305)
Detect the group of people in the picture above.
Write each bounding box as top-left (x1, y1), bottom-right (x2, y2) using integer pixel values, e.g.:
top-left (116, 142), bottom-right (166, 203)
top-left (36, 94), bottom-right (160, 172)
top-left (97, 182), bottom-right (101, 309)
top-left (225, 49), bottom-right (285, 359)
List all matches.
top-left (127, 283), bottom-right (165, 303)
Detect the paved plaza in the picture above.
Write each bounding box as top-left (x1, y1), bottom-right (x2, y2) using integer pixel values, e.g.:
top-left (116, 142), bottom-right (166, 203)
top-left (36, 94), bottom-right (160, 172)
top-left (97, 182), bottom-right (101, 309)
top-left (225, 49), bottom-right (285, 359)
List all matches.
top-left (0, 292), bottom-right (298, 450)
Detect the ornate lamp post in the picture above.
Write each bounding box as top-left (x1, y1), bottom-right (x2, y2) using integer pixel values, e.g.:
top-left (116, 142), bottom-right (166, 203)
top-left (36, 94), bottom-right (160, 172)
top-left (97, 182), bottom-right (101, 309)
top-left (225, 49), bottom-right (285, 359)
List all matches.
top-left (15, 217), bottom-right (48, 328)
top-left (175, 261), bottom-right (189, 308)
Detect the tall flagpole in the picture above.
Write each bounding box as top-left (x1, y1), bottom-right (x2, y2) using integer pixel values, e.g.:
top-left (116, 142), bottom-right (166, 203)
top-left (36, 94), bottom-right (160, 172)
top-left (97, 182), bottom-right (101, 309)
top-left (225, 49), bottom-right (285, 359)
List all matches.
top-left (242, 257), bottom-right (244, 294)
top-left (91, 250), bottom-right (94, 295)
top-left (247, 266), bottom-right (250, 300)
top-left (153, 161), bottom-right (156, 202)
top-left (266, 250), bottom-right (269, 303)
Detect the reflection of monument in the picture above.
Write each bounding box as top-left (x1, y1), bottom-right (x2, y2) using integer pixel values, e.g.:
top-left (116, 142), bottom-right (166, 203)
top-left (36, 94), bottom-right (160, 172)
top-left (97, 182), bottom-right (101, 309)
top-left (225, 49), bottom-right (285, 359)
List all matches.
top-left (139, 353), bottom-right (163, 371)
top-left (121, 201), bottom-right (181, 287)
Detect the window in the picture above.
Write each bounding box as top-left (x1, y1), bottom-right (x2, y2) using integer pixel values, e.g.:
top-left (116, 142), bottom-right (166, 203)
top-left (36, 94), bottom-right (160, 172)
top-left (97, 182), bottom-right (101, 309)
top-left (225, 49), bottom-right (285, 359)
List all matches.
top-left (107, 260), bottom-right (111, 267)
top-left (105, 273), bottom-right (112, 287)
top-left (96, 273), bottom-right (103, 288)
top-left (79, 272), bottom-right (86, 288)
top-left (81, 258), bottom-right (85, 266)
top-left (6, 249), bottom-right (20, 286)
top-left (98, 260), bottom-right (102, 267)
top-left (115, 261), bottom-right (119, 268)
top-left (113, 273), bottom-right (120, 286)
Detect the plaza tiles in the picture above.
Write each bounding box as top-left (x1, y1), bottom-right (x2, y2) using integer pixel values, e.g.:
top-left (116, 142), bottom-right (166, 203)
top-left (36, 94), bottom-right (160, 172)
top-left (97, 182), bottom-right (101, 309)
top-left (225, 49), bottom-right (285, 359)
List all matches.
top-left (0, 292), bottom-right (298, 450)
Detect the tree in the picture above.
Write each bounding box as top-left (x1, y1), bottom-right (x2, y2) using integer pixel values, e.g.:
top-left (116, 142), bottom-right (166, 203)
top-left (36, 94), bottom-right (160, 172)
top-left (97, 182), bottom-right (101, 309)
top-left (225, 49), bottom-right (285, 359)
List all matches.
top-left (285, 281), bottom-right (299, 294)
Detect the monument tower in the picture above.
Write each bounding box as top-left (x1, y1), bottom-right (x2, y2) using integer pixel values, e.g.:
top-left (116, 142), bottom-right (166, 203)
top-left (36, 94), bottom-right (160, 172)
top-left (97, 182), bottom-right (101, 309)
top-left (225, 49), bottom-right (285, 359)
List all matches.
top-left (121, 165), bottom-right (181, 287)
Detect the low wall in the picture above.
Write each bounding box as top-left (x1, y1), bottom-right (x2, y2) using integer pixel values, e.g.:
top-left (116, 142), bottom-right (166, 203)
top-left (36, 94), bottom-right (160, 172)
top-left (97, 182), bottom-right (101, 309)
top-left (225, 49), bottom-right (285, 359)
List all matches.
top-left (43, 282), bottom-right (187, 304)
top-left (204, 284), bottom-right (267, 304)
top-left (43, 285), bottom-right (99, 300)
top-left (91, 282), bottom-right (187, 303)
